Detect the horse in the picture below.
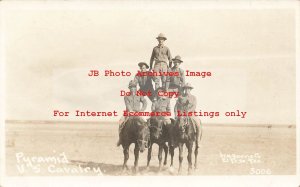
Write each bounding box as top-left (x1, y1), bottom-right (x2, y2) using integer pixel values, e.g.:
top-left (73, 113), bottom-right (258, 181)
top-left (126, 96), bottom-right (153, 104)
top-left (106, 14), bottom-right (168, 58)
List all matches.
top-left (175, 116), bottom-right (202, 174)
top-left (146, 117), bottom-right (176, 171)
top-left (119, 116), bottom-right (150, 174)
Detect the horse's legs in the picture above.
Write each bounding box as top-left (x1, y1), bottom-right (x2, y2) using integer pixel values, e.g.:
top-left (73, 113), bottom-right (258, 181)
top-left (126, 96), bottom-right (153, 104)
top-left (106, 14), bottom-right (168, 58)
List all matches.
top-left (194, 142), bottom-right (199, 169)
top-left (178, 143), bottom-right (183, 174)
top-left (146, 143), bottom-right (153, 170)
top-left (163, 143), bottom-right (168, 166)
top-left (169, 145), bottom-right (174, 167)
top-left (122, 146), bottom-right (129, 172)
top-left (187, 142), bottom-right (193, 175)
top-left (158, 145), bottom-right (163, 171)
top-left (133, 143), bottom-right (140, 174)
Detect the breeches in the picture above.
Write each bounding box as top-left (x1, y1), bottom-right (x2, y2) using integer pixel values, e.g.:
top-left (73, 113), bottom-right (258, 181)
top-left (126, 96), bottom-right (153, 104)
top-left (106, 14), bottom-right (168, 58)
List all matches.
top-left (152, 62), bottom-right (168, 85)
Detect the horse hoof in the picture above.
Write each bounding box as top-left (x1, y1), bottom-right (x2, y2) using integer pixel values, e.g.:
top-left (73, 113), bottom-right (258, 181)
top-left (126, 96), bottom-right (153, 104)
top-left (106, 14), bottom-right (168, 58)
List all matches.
top-left (121, 168), bottom-right (127, 175)
top-left (157, 167), bottom-right (162, 173)
top-left (163, 164), bottom-right (169, 170)
top-left (188, 169), bottom-right (193, 175)
top-left (168, 166), bottom-right (175, 174)
top-left (133, 169), bottom-right (139, 174)
top-left (178, 170), bottom-right (182, 175)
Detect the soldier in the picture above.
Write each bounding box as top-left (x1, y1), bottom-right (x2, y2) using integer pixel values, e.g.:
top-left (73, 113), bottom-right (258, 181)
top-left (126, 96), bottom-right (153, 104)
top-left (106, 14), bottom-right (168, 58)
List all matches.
top-left (133, 62), bottom-right (155, 102)
top-left (151, 88), bottom-right (175, 146)
top-left (150, 33), bottom-right (172, 90)
top-left (166, 55), bottom-right (185, 96)
top-left (174, 83), bottom-right (201, 148)
top-left (117, 80), bottom-right (147, 146)
top-left (151, 88), bottom-right (171, 124)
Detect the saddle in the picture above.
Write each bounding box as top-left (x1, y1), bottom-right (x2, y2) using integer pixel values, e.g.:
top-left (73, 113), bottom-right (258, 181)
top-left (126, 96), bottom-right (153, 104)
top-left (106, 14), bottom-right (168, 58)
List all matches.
top-left (184, 117), bottom-right (197, 133)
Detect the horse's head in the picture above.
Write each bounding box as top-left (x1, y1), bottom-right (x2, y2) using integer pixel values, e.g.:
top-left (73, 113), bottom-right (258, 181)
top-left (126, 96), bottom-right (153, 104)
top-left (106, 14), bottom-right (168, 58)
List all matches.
top-left (137, 123), bottom-right (150, 153)
top-left (177, 117), bottom-right (187, 136)
top-left (148, 117), bottom-right (164, 140)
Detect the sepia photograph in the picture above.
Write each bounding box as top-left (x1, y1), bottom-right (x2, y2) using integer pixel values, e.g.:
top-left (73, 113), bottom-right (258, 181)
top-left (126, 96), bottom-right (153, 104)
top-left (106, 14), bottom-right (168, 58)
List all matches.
top-left (0, 1), bottom-right (299, 187)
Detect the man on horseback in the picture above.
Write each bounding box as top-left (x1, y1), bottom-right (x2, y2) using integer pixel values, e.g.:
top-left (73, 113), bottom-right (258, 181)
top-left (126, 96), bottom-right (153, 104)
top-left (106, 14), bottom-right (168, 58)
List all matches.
top-left (151, 89), bottom-right (171, 122)
top-left (174, 83), bottom-right (201, 148)
top-left (151, 88), bottom-right (175, 146)
top-left (117, 80), bottom-right (147, 146)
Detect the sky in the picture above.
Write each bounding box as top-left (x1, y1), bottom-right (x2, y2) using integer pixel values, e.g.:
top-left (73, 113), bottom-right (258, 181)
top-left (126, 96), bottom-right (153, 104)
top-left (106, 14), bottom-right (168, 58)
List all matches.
top-left (3, 2), bottom-right (296, 125)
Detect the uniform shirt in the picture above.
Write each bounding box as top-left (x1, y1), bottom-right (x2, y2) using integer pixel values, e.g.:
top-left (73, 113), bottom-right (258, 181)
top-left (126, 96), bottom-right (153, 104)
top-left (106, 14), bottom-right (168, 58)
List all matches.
top-left (124, 94), bottom-right (147, 112)
top-left (168, 67), bottom-right (185, 87)
top-left (151, 97), bottom-right (171, 112)
top-left (175, 94), bottom-right (197, 112)
top-left (133, 72), bottom-right (154, 91)
top-left (150, 45), bottom-right (172, 67)
top-left (185, 94), bottom-right (197, 112)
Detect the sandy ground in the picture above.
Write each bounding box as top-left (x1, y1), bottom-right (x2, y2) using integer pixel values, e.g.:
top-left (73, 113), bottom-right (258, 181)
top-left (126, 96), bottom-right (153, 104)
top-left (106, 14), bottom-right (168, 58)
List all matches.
top-left (5, 122), bottom-right (296, 176)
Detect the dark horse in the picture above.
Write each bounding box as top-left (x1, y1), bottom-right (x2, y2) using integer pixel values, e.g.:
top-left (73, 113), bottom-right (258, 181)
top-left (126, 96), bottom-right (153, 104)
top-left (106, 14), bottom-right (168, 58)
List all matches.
top-left (175, 117), bottom-right (202, 174)
top-left (119, 116), bottom-right (150, 173)
top-left (146, 117), bottom-right (176, 171)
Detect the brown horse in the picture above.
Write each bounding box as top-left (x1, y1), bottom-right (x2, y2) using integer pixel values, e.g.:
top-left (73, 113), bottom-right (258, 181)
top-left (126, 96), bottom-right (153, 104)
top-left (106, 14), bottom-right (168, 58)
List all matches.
top-left (119, 116), bottom-right (150, 173)
top-left (175, 117), bottom-right (202, 174)
top-left (147, 117), bottom-right (176, 171)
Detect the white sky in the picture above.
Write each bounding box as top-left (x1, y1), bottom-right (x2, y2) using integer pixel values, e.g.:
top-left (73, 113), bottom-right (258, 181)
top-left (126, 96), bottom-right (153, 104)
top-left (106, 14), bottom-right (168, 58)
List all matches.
top-left (3, 2), bottom-right (296, 125)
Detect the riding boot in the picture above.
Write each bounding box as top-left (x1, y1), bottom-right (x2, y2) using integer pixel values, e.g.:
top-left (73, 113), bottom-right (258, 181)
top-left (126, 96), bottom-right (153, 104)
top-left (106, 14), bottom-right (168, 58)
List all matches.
top-left (195, 125), bottom-right (199, 148)
top-left (117, 133), bottom-right (122, 147)
top-left (117, 123), bottom-right (124, 146)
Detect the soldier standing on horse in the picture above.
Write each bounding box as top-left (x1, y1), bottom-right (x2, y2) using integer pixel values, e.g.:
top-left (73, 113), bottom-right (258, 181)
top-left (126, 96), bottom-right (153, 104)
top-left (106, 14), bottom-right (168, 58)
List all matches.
top-left (166, 55), bottom-right (185, 97)
top-left (117, 80), bottom-right (148, 146)
top-left (174, 83), bottom-right (201, 148)
top-left (150, 33), bottom-right (172, 90)
top-left (133, 62), bottom-right (155, 102)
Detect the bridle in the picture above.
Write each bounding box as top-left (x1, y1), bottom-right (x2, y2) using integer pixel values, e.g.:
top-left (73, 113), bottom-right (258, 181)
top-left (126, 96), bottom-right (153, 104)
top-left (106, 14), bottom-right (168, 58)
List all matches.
top-left (178, 117), bottom-right (189, 133)
top-left (137, 124), bottom-right (150, 148)
top-left (148, 118), bottom-right (163, 135)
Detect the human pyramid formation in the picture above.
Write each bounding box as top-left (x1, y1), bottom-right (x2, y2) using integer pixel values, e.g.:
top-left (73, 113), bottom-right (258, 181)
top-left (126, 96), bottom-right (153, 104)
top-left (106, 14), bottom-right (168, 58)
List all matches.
top-left (117, 33), bottom-right (201, 147)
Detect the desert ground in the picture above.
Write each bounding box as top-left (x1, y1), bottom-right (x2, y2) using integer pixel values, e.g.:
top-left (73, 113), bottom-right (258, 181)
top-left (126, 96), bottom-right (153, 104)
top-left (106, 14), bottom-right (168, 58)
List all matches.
top-left (5, 121), bottom-right (296, 176)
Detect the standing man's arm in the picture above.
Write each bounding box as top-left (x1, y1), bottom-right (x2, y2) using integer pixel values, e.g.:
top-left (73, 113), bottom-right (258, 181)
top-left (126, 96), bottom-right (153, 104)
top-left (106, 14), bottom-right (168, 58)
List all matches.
top-left (174, 100), bottom-right (178, 118)
top-left (150, 48), bottom-right (155, 70)
top-left (166, 99), bottom-right (171, 112)
top-left (180, 69), bottom-right (186, 86)
top-left (124, 97), bottom-right (133, 112)
top-left (187, 96), bottom-right (197, 111)
top-left (167, 47), bottom-right (172, 67)
top-left (133, 74), bottom-right (139, 86)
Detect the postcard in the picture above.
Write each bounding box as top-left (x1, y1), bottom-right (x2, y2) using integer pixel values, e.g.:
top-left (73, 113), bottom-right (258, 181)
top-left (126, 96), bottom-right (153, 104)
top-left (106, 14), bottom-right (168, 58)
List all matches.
top-left (0, 1), bottom-right (299, 187)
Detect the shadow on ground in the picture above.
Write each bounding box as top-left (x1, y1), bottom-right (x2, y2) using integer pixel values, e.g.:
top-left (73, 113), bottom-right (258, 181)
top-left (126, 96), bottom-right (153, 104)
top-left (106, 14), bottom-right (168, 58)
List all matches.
top-left (69, 159), bottom-right (176, 176)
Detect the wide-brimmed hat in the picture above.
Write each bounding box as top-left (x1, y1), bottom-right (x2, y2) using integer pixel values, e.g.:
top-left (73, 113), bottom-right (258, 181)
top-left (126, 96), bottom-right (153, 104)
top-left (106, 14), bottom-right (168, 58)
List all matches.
top-left (138, 62), bottom-right (149, 69)
top-left (128, 80), bottom-right (137, 88)
top-left (183, 83), bottom-right (193, 89)
top-left (155, 87), bottom-right (167, 98)
top-left (172, 55), bottom-right (183, 63)
top-left (156, 33), bottom-right (167, 40)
